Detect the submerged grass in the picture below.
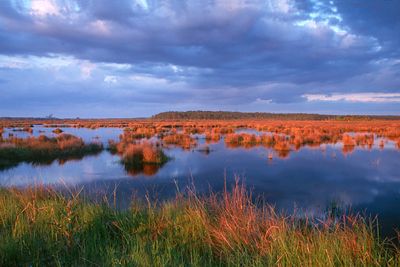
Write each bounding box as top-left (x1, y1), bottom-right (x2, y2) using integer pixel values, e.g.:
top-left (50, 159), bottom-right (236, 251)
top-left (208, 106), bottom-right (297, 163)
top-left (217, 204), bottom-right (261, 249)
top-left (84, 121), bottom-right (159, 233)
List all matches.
top-left (0, 182), bottom-right (399, 266)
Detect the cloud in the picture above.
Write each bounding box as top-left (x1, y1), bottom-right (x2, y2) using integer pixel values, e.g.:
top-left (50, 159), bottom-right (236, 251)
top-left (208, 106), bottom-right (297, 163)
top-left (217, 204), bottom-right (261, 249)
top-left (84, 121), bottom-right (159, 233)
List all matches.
top-left (104, 75), bottom-right (117, 84)
top-left (30, 0), bottom-right (60, 16)
top-left (80, 61), bottom-right (96, 79)
top-left (303, 93), bottom-right (400, 103)
top-left (0, 0), bottom-right (399, 116)
top-left (254, 98), bottom-right (273, 104)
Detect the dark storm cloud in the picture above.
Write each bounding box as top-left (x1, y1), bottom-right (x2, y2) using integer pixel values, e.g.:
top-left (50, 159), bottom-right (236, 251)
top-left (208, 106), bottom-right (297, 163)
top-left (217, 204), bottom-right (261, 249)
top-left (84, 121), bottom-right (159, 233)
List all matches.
top-left (333, 0), bottom-right (400, 55)
top-left (0, 0), bottom-right (399, 117)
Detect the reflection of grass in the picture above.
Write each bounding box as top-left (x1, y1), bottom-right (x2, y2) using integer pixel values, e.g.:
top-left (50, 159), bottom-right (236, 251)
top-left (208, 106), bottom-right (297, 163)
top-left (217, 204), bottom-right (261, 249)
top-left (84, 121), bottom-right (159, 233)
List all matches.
top-left (2, 119), bottom-right (400, 154)
top-left (109, 141), bottom-right (169, 176)
top-left (0, 134), bottom-right (103, 170)
top-left (162, 133), bottom-right (197, 149)
top-left (0, 182), bottom-right (398, 266)
top-left (122, 144), bottom-right (169, 176)
top-left (197, 145), bottom-right (211, 155)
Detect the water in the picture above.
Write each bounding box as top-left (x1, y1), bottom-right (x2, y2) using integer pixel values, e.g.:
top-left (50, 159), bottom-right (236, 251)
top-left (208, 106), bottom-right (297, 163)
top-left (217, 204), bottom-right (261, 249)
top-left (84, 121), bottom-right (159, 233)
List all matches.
top-left (1, 126), bottom-right (399, 237)
top-left (2, 125), bottom-right (123, 145)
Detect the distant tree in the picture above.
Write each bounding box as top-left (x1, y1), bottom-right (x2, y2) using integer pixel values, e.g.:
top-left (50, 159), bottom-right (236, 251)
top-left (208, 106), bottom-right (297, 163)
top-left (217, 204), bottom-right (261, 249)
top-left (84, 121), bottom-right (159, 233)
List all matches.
top-left (151, 111), bottom-right (400, 121)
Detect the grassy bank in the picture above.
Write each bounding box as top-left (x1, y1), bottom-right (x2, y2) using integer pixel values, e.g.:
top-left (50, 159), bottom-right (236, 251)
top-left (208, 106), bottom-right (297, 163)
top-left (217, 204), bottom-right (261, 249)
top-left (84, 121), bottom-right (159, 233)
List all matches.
top-left (0, 183), bottom-right (399, 266)
top-left (0, 134), bottom-right (103, 170)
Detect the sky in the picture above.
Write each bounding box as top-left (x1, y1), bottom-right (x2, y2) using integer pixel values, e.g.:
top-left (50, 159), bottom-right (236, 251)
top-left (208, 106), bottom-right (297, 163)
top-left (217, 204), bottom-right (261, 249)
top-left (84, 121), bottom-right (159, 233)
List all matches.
top-left (0, 0), bottom-right (399, 118)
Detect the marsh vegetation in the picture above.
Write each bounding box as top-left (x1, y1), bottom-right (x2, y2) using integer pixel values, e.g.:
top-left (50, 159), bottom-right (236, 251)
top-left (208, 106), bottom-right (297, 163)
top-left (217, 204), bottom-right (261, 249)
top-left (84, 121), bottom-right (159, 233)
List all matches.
top-left (0, 134), bottom-right (103, 170)
top-left (0, 116), bottom-right (399, 265)
top-left (0, 182), bottom-right (399, 266)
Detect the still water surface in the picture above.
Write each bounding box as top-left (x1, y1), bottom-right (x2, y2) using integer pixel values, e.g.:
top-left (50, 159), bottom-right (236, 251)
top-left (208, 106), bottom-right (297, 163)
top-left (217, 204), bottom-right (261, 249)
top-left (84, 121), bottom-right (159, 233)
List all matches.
top-left (1, 126), bottom-right (400, 236)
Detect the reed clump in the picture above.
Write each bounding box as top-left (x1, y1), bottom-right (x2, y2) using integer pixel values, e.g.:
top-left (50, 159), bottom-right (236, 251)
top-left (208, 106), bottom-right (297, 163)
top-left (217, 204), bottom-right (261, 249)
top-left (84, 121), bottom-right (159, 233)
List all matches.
top-left (342, 134), bottom-right (356, 147)
top-left (52, 128), bottom-right (63, 134)
top-left (23, 127), bottom-right (33, 133)
top-left (162, 133), bottom-right (197, 149)
top-left (109, 140), bottom-right (169, 176)
top-left (342, 136), bottom-right (356, 155)
top-left (0, 134), bottom-right (103, 170)
top-left (0, 182), bottom-right (398, 266)
top-left (122, 143), bottom-right (168, 165)
top-left (205, 130), bottom-right (221, 143)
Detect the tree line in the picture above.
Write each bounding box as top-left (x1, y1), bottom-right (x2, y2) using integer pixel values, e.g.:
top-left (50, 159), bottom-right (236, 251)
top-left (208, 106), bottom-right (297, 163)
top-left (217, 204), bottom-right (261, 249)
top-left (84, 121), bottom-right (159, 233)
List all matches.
top-left (152, 111), bottom-right (400, 120)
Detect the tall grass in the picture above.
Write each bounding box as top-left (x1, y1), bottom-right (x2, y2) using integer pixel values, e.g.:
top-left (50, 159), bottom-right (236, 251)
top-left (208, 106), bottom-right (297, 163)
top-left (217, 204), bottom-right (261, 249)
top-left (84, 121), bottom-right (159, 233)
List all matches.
top-left (0, 182), bottom-right (398, 266)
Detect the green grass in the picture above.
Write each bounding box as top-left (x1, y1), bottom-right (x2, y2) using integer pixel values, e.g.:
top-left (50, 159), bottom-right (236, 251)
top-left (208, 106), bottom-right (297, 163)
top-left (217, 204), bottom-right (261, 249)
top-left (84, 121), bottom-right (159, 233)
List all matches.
top-left (0, 183), bottom-right (398, 266)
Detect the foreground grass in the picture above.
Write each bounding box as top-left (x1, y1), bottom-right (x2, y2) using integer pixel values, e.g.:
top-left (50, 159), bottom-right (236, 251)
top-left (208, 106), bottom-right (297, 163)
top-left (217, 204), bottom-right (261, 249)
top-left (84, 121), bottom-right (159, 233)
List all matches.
top-left (0, 184), bottom-right (399, 266)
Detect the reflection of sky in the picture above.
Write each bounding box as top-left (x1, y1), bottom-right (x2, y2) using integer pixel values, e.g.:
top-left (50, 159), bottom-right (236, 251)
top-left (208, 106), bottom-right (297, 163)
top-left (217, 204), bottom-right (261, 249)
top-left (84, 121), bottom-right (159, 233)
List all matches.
top-left (0, 127), bottom-right (400, 235)
top-left (1, 137), bottom-right (399, 207)
top-left (0, 152), bottom-right (125, 186)
top-left (2, 125), bottom-right (122, 145)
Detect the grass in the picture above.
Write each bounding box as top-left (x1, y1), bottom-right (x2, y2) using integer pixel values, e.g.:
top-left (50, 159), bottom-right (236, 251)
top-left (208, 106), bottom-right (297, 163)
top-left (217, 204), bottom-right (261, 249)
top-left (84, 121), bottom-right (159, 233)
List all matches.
top-left (108, 141), bottom-right (169, 176)
top-left (162, 133), bottom-right (197, 149)
top-left (0, 182), bottom-right (398, 266)
top-left (2, 119), bottom-right (400, 153)
top-left (121, 143), bottom-right (169, 175)
top-left (0, 134), bottom-right (103, 170)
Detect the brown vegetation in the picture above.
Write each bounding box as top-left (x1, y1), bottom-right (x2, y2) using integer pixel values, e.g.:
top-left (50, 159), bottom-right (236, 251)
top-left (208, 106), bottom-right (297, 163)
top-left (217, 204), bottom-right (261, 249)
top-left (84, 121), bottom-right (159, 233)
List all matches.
top-left (162, 133), bottom-right (197, 150)
top-left (108, 137), bottom-right (169, 176)
top-left (52, 128), bottom-right (63, 134)
top-left (122, 143), bottom-right (165, 164)
top-left (0, 134), bottom-right (103, 169)
top-left (342, 134), bottom-right (356, 147)
top-left (1, 118), bottom-right (399, 156)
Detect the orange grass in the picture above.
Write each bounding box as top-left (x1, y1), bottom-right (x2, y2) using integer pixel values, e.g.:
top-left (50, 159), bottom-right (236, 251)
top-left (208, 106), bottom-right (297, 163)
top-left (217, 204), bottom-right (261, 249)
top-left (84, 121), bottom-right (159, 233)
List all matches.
top-left (162, 133), bottom-right (197, 149)
top-left (2, 118), bottom-right (400, 156)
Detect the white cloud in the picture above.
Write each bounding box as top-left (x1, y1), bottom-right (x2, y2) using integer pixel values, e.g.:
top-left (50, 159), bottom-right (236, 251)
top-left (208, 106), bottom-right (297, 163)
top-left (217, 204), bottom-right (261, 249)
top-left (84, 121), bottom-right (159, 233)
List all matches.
top-left (30, 0), bottom-right (60, 16)
top-left (170, 64), bottom-right (182, 73)
top-left (0, 58), bottom-right (27, 69)
top-left (101, 63), bottom-right (131, 70)
top-left (104, 75), bottom-right (118, 84)
top-left (0, 54), bottom-right (73, 70)
top-left (303, 93), bottom-right (400, 103)
top-left (80, 61), bottom-right (96, 79)
top-left (129, 74), bottom-right (168, 84)
top-left (254, 98), bottom-right (273, 104)
top-left (135, 0), bottom-right (149, 10)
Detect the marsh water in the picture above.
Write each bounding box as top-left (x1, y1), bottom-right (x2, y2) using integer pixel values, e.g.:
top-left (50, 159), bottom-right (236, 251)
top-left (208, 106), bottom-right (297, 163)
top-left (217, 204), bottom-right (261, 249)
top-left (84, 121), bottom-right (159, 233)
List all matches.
top-left (1, 126), bottom-right (400, 237)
